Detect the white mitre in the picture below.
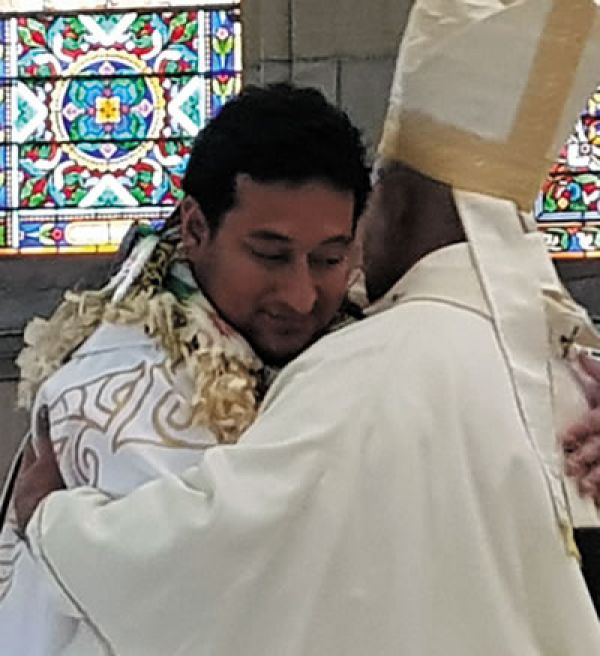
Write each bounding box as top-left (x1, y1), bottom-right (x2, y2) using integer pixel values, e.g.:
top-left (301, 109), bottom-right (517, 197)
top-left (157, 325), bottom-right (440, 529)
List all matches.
top-left (380, 0), bottom-right (600, 208)
top-left (380, 0), bottom-right (600, 537)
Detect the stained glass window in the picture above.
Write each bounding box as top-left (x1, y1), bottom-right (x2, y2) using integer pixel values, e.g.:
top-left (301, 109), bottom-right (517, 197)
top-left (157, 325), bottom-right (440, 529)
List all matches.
top-left (0, 2), bottom-right (241, 255)
top-left (536, 85), bottom-right (600, 259)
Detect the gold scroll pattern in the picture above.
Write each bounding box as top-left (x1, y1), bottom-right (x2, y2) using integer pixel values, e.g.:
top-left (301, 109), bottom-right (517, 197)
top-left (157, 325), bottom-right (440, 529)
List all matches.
top-left (0, 357), bottom-right (216, 602)
top-left (48, 359), bottom-right (215, 488)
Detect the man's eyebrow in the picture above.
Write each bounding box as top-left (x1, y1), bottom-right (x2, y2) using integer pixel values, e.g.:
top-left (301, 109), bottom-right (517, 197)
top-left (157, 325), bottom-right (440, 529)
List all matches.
top-left (246, 231), bottom-right (353, 246)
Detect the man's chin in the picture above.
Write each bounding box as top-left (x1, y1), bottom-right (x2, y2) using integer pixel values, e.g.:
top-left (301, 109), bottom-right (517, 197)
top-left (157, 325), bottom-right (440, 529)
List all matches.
top-left (254, 334), bottom-right (318, 367)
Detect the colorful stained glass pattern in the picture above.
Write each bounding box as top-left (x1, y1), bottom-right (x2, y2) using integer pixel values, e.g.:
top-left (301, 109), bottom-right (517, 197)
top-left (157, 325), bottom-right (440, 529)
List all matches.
top-left (536, 85), bottom-right (600, 259)
top-left (0, 5), bottom-right (241, 255)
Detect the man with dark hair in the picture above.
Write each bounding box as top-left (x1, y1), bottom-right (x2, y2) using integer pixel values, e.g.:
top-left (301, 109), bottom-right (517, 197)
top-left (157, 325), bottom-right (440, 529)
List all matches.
top-left (0, 82), bottom-right (370, 655)
top-left (8, 4), bottom-right (600, 651)
top-left (176, 83), bottom-right (369, 365)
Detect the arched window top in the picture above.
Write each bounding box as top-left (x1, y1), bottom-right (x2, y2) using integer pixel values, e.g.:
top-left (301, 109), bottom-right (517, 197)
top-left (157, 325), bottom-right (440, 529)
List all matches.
top-left (0, 2), bottom-right (242, 255)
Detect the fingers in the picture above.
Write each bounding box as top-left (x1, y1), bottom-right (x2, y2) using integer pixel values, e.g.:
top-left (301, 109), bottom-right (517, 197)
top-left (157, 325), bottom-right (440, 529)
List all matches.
top-left (13, 407), bottom-right (65, 535)
top-left (577, 355), bottom-right (600, 408)
top-left (34, 405), bottom-right (54, 458)
top-left (578, 466), bottom-right (600, 500)
top-left (579, 354), bottom-right (600, 383)
top-left (20, 440), bottom-right (36, 470)
top-left (576, 436), bottom-right (600, 467)
top-left (562, 408), bottom-right (600, 451)
top-left (562, 407), bottom-right (600, 503)
top-left (36, 405), bottom-right (50, 435)
top-left (565, 436), bottom-right (600, 476)
top-left (17, 406), bottom-right (56, 475)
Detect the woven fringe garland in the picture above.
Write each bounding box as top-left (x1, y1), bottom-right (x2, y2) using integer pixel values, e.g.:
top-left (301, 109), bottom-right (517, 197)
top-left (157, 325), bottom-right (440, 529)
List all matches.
top-left (17, 289), bottom-right (260, 445)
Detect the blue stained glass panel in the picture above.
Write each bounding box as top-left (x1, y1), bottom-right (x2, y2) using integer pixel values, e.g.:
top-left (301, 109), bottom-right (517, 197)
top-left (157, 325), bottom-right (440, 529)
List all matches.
top-left (0, 4), bottom-right (242, 255)
top-left (211, 10), bottom-right (239, 72)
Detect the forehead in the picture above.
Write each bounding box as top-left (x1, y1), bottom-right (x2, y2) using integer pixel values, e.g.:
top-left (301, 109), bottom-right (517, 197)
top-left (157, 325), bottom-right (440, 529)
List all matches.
top-left (218, 176), bottom-right (355, 243)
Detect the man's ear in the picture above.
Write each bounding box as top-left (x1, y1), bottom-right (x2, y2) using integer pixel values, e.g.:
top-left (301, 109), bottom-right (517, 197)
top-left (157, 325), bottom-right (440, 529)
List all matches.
top-left (180, 197), bottom-right (210, 255)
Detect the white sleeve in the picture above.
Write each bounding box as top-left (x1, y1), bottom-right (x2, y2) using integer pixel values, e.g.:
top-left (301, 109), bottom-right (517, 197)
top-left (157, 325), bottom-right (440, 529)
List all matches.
top-left (25, 345), bottom-right (361, 655)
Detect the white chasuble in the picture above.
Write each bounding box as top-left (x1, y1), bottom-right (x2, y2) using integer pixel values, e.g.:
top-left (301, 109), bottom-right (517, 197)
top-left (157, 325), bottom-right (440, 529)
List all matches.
top-left (24, 245), bottom-right (600, 655)
top-left (0, 323), bottom-right (218, 655)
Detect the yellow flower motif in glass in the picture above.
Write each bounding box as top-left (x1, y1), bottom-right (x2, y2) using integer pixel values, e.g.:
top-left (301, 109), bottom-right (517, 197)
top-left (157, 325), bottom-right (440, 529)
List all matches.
top-left (95, 96), bottom-right (121, 124)
top-left (0, 7), bottom-right (242, 254)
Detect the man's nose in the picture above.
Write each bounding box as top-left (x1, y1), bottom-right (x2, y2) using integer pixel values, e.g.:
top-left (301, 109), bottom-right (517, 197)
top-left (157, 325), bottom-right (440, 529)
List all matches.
top-left (280, 260), bottom-right (318, 315)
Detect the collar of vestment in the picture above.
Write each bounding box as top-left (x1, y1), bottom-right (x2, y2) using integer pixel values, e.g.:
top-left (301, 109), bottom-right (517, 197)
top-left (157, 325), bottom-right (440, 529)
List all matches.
top-left (365, 240), bottom-right (600, 361)
top-left (364, 242), bottom-right (489, 320)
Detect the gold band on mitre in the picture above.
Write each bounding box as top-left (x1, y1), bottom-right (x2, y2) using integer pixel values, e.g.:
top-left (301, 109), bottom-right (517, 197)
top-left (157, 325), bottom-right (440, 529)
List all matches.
top-left (379, 0), bottom-right (600, 211)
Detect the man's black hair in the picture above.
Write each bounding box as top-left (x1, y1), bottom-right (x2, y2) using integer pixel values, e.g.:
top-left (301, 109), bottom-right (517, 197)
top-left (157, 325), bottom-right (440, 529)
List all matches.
top-left (182, 83), bottom-right (370, 232)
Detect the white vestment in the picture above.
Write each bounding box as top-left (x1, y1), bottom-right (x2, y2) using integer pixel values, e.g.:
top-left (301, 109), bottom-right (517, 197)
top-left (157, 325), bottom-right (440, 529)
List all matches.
top-left (24, 243), bottom-right (600, 655)
top-left (0, 323), bottom-right (219, 655)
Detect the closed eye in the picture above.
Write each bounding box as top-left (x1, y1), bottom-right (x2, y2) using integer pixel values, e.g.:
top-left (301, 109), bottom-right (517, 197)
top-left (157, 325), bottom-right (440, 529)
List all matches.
top-left (249, 248), bottom-right (291, 263)
top-left (311, 256), bottom-right (344, 268)
top-left (308, 251), bottom-right (349, 269)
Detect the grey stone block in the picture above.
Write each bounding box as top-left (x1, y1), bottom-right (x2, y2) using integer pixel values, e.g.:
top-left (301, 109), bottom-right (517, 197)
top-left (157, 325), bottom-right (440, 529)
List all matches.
top-left (243, 0), bottom-right (291, 66)
top-left (0, 380), bottom-right (28, 489)
top-left (292, 0), bottom-right (412, 59)
top-left (0, 255), bottom-right (112, 332)
top-left (244, 61), bottom-right (292, 86)
top-left (0, 331), bottom-right (24, 381)
top-left (556, 260), bottom-right (600, 319)
top-left (292, 59), bottom-right (339, 103)
top-left (339, 56), bottom-right (396, 154)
